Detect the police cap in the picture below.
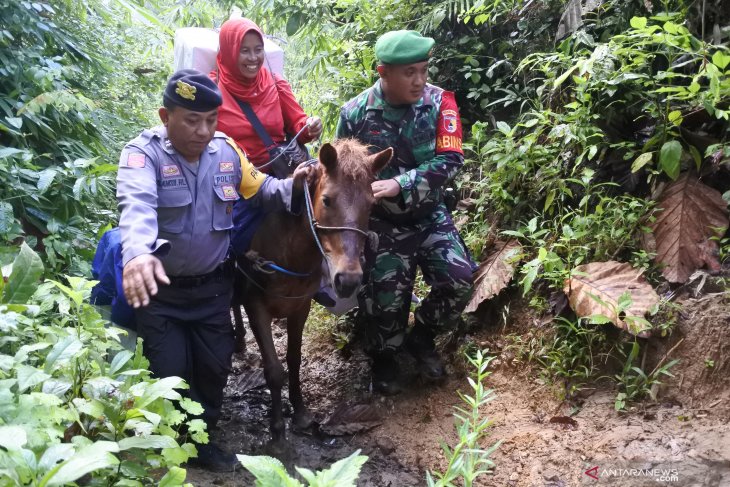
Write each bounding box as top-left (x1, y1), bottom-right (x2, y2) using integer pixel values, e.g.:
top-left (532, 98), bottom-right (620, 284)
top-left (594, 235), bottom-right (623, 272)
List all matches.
top-left (163, 69), bottom-right (222, 112)
top-left (375, 30), bottom-right (435, 65)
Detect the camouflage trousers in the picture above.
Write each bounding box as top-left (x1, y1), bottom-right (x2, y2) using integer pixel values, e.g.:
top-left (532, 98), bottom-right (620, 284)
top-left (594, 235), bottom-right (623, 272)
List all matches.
top-left (358, 206), bottom-right (474, 352)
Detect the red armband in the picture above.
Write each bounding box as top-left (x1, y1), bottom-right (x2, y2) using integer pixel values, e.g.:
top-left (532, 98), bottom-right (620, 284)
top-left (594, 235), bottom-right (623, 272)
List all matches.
top-left (435, 91), bottom-right (463, 155)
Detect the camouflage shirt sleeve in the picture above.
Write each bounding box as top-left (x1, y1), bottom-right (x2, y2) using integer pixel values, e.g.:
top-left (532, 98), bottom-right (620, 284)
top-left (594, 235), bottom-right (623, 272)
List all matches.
top-left (335, 106), bottom-right (352, 139)
top-left (394, 91), bottom-right (464, 210)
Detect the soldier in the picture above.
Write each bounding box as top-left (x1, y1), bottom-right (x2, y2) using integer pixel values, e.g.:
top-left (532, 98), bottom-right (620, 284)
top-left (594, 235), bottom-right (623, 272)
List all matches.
top-left (336, 30), bottom-right (474, 395)
top-left (117, 69), bottom-right (312, 471)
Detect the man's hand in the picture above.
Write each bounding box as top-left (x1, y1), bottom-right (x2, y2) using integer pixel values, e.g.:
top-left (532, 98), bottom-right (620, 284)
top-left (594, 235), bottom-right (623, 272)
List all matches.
top-left (371, 178), bottom-right (401, 199)
top-left (306, 116), bottom-right (323, 139)
top-left (292, 163), bottom-right (316, 191)
top-left (122, 254), bottom-right (170, 308)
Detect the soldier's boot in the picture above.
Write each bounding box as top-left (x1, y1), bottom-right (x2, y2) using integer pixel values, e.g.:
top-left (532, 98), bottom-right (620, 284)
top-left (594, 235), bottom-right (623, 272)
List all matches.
top-left (370, 351), bottom-right (402, 395)
top-left (405, 326), bottom-right (445, 381)
top-left (188, 441), bottom-right (238, 472)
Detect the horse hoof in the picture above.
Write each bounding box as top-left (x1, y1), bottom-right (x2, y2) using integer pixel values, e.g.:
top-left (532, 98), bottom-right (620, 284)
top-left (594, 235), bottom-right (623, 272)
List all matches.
top-left (264, 438), bottom-right (288, 459)
top-left (292, 411), bottom-right (314, 432)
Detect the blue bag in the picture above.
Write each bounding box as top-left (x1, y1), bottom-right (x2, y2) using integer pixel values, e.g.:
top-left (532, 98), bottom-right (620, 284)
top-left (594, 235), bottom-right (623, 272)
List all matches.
top-left (90, 227), bottom-right (136, 329)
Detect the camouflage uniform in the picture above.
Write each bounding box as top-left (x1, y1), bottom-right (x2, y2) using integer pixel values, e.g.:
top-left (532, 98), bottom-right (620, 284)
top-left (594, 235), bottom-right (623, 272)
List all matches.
top-left (336, 80), bottom-right (473, 352)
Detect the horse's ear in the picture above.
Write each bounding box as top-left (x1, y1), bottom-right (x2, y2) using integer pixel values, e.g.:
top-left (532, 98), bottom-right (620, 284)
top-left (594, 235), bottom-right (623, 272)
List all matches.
top-left (318, 143), bottom-right (338, 173)
top-left (369, 147), bottom-right (393, 176)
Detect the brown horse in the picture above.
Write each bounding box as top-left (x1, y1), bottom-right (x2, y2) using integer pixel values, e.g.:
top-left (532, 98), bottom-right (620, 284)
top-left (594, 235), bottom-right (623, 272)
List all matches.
top-left (231, 140), bottom-right (392, 446)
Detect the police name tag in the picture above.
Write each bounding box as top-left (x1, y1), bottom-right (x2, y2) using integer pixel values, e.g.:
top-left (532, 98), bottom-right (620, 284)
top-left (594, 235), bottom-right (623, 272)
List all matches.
top-left (221, 184), bottom-right (237, 200)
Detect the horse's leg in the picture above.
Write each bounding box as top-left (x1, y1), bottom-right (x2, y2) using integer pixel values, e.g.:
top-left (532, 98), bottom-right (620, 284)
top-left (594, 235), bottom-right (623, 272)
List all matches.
top-left (231, 272), bottom-right (246, 353)
top-left (287, 303), bottom-right (313, 431)
top-left (244, 298), bottom-right (288, 445)
top-left (232, 296), bottom-right (246, 353)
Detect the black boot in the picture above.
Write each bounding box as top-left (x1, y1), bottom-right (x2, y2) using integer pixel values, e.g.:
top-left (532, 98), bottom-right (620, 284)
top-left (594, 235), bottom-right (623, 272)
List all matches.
top-left (370, 351), bottom-right (402, 395)
top-left (405, 326), bottom-right (445, 381)
top-left (188, 441), bottom-right (238, 472)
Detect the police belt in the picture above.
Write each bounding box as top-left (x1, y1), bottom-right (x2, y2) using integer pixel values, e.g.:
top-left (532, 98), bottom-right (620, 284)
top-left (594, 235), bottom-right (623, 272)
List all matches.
top-left (168, 260), bottom-right (233, 288)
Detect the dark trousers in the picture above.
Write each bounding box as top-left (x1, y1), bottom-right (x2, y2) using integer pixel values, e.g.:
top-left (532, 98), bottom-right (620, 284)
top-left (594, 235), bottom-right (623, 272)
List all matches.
top-left (135, 275), bottom-right (234, 428)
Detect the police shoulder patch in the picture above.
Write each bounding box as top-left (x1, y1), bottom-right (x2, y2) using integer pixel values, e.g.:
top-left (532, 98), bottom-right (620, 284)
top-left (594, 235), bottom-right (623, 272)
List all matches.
top-left (126, 152), bottom-right (146, 168)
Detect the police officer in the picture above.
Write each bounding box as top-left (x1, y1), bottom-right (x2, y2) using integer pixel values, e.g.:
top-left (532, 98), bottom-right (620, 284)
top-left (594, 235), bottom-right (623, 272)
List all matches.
top-left (336, 31), bottom-right (474, 395)
top-left (117, 69), bottom-right (312, 471)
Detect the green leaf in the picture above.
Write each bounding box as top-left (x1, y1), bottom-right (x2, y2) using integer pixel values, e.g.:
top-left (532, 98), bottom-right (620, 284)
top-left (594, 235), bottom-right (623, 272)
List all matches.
top-left (159, 466), bottom-right (187, 487)
top-left (179, 398), bottom-right (204, 415)
top-left (543, 189), bottom-right (556, 212)
top-left (5, 117), bottom-right (22, 129)
top-left (0, 147), bottom-right (26, 159)
top-left (0, 426), bottom-right (27, 449)
top-left (44, 335), bottom-right (83, 373)
top-left (667, 110), bottom-right (683, 126)
top-left (43, 442), bottom-right (119, 486)
top-left (659, 140), bottom-right (682, 180)
top-left (118, 435), bottom-right (178, 451)
top-left (39, 444), bottom-right (75, 472)
top-left (712, 51), bottom-right (730, 70)
top-left (17, 364), bottom-right (51, 392)
top-left (0, 202), bottom-right (14, 234)
top-left (132, 375), bottom-right (185, 409)
top-left (2, 242), bottom-right (43, 304)
top-left (37, 169), bottom-right (57, 193)
top-left (286, 14), bottom-right (301, 37)
top-left (162, 446), bottom-right (191, 466)
top-left (553, 65), bottom-right (578, 89)
top-left (296, 450), bottom-right (368, 487)
top-left (630, 17), bottom-right (647, 29)
top-left (237, 455), bottom-right (302, 487)
top-left (109, 350), bottom-right (133, 376)
top-left (496, 121), bottom-right (511, 135)
top-left (631, 152), bottom-right (653, 172)
top-left (688, 145), bottom-right (702, 171)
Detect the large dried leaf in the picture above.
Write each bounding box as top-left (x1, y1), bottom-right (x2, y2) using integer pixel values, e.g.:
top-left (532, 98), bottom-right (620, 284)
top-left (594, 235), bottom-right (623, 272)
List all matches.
top-left (650, 174), bottom-right (729, 283)
top-left (320, 402), bottom-right (382, 436)
top-left (563, 261), bottom-right (659, 337)
top-left (464, 240), bottom-right (522, 313)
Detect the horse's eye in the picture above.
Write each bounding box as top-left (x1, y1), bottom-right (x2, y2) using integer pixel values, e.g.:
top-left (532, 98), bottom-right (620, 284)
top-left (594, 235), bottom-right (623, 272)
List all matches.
top-left (322, 195), bottom-right (331, 207)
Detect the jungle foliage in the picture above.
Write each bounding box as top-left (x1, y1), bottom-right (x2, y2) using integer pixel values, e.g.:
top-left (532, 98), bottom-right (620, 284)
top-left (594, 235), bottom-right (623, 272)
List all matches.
top-left (1, 0), bottom-right (729, 484)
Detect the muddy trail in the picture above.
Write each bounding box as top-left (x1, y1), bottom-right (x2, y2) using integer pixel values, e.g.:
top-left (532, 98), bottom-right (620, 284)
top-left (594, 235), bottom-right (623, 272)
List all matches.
top-left (187, 293), bottom-right (730, 486)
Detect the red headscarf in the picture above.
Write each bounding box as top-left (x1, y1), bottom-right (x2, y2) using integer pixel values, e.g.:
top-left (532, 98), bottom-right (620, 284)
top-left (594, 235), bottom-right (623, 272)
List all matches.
top-left (215, 18), bottom-right (277, 105)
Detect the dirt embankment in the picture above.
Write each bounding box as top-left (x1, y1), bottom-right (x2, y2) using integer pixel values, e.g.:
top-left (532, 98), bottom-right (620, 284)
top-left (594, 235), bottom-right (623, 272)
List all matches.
top-left (187, 292), bottom-right (730, 486)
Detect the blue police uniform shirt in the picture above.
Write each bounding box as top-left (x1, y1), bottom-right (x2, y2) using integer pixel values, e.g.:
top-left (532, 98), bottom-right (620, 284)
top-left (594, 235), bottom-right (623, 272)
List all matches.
top-left (117, 126), bottom-right (295, 277)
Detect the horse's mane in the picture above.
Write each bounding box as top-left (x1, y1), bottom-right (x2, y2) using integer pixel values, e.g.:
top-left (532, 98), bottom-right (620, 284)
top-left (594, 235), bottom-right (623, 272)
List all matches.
top-left (330, 138), bottom-right (373, 181)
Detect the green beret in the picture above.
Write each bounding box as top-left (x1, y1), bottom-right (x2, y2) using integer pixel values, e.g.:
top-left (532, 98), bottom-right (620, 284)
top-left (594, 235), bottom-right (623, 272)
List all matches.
top-left (375, 30), bottom-right (435, 65)
top-left (163, 69), bottom-right (222, 112)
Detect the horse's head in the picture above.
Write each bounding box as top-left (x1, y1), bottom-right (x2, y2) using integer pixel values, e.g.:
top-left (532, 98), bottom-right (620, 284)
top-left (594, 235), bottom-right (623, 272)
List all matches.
top-left (311, 139), bottom-right (392, 298)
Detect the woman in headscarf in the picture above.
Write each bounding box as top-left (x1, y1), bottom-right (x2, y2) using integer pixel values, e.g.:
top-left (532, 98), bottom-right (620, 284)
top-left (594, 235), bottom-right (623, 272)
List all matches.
top-left (212, 17), bottom-right (322, 168)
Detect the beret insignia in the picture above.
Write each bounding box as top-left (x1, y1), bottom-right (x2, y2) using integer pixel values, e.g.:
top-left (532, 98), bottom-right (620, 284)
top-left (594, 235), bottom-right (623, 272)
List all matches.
top-left (175, 80), bottom-right (197, 101)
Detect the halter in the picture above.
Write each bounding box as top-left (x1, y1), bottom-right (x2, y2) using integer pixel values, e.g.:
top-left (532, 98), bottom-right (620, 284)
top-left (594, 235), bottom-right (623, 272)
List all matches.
top-left (237, 157), bottom-right (371, 299)
top-left (301, 158), bottom-right (371, 259)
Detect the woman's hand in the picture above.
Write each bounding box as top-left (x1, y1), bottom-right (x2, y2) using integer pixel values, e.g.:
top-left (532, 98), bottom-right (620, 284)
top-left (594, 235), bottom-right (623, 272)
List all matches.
top-left (306, 116), bottom-right (323, 138)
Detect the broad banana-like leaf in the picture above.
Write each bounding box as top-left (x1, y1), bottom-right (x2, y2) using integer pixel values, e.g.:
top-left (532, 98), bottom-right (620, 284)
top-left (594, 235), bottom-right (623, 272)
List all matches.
top-left (2, 242), bottom-right (43, 304)
top-left (563, 261), bottom-right (659, 337)
top-left (650, 174), bottom-right (728, 283)
top-left (465, 240), bottom-right (522, 313)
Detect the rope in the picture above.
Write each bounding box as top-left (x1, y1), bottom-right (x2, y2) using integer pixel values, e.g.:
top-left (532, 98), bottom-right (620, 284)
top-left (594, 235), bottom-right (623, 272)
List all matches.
top-left (246, 251), bottom-right (310, 277)
top-left (256, 123), bottom-right (312, 171)
top-left (235, 260), bottom-right (317, 300)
